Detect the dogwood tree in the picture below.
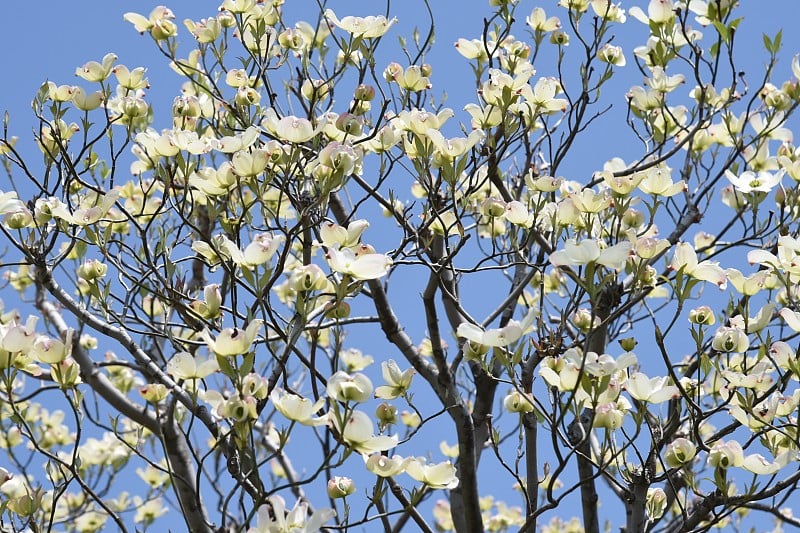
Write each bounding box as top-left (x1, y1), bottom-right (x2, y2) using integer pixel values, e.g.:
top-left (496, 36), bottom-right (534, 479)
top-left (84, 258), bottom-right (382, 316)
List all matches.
top-left (1, 0), bottom-right (800, 531)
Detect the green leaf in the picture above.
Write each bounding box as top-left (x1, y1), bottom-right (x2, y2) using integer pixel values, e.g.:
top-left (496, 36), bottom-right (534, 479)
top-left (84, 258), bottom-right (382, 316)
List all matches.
top-left (239, 351), bottom-right (255, 377)
top-left (216, 354), bottom-right (236, 380)
top-left (711, 20), bottom-right (730, 43)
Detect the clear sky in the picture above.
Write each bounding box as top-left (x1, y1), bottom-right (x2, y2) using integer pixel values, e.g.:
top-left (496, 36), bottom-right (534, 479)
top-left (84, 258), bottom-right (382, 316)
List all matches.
top-left (3, 1), bottom-right (800, 180)
top-left (2, 1), bottom-right (800, 531)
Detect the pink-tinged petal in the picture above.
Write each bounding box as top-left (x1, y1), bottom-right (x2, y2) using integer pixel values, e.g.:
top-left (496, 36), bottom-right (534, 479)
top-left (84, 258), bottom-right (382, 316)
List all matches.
top-left (692, 262), bottom-right (727, 289)
top-left (671, 242), bottom-right (698, 271)
top-left (597, 241), bottom-right (633, 270)
top-left (647, 385), bottom-right (680, 404)
top-left (779, 308), bottom-right (800, 332)
top-left (456, 323), bottom-right (486, 345)
top-left (741, 454), bottom-right (780, 475)
top-left (549, 249), bottom-right (572, 267)
top-left (350, 254), bottom-right (392, 280)
top-left (483, 322), bottom-right (523, 346)
top-left (625, 372), bottom-right (653, 401)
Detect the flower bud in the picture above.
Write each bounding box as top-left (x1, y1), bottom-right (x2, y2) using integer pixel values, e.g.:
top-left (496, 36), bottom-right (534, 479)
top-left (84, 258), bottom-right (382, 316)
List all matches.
top-left (218, 395), bottom-right (258, 422)
top-left (572, 308), bottom-right (599, 332)
top-left (8, 491), bottom-right (42, 517)
top-left (665, 437), bottom-right (697, 468)
top-left (335, 113), bottom-right (364, 136)
top-left (327, 476), bottom-right (356, 498)
top-left (139, 383), bottom-right (169, 403)
top-left (301, 79), bottom-right (330, 102)
top-left (52, 358), bottom-right (82, 388)
top-left (278, 28), bottom-right (305, 50)
top-left (622, 208), bottom-right (645, 229)
top-left (463, 340), bottom-right (489, 362)
top-left (401, 410), bottom-right (421, 427)
top-left (618, 337), bottom-right (637, 352)
top-left (383, 62), bottom-right (403, 83)
top-left (550, 30), bottom-right (570, 46)
top-left (289, 264), bottom-right (328, 292)
top-left (689, 305), bottom-right (716, 325)
top-left (354, 84), bottom-right (375, 101)
top-left (235, 86), bottom-right (261, 106)
top-left (241, 373), bottom-right (268, 400)
top-left (375, 403), bottom-right (398, 426)
top-left (711, 326), bottom-right (749, 353)
top-left (4, 209), bottom-right (33, 229)
top-left (503, 390), bottom-right (535, 413)
top-left (77, 259), bottom-right (108, 281)
top-left (324, 300), bottom-right (351, 319)
top-left (327, 371), bottom-right (373, 403)
top-left (481, 198), bottom-right (506, 217)
top-left (646, 488), bottom-right (667, 519)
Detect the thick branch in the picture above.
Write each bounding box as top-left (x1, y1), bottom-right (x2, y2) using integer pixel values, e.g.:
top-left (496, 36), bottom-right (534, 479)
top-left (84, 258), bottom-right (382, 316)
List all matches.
top-left (35, 296), bottom-right (161, 435)
top-left (34, 264), bottom-right (261, 499)
top-left (162, 419), bottom-right (213, 533)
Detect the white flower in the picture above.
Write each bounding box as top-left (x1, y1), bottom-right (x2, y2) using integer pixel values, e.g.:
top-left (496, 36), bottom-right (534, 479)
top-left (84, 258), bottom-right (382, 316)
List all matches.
top-left (365, 454), bottom-right (410, 477)
top-left (456, 309), bottom-right (536, 347)
top-left (325, 247), bottom-right (392, 280)
top-left (625, 373), bottom-right (679, 403)
top-left (741, 453), bottom-right (788, 475)
top-left (270, 389), bottom-right (328, 426)
top-left (598, 44), bottom-right (626, 67)
top-left (374, 360), bottom-right (416, 399)
top-left (664, 438), bottom-right (697, 468)
top-left (319, 220), bottom-right (369, 248)
top-left (708, 440), bottom-right (744, 468)
top-left (780, 308), bottom-right (800, 331)
top-left (711, 325), bottom-right (749, 353)
top-left (243, 233), bottom-right (284, 267)
top-left (637, 165), bottom-right (686, 196)
top-left (670, 242), bottom-right (727, 289)
top-left (248, 496), bottom-right (335, 533)
top-left (263, 109), bottom-right (324, 144)
top-left (526, 7), bottom-right (561, 32)
top-left (327, 371), bottom-right (373, 403)
top-left (503, 390), bottom-right (535, 413)
top-left (200, 320), bottom-right (262, 356)
top-left (628, 0), bottom-right (675, 24)
top-left (334, 409), bottom-right (398, 454)
top-left (549, 239), bottom-right (632, 271)
top-left (324, 9), bottom-right (397, 39)
top-left (405, 457), bottom-right (459, 489)
top-left (724, 169), bottom-right (784, 193)
top-left (166, 352), bottom-right (219, 380)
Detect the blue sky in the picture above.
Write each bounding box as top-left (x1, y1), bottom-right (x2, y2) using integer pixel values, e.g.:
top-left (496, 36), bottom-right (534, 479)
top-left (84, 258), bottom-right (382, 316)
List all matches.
top-left (4, 1), bottom-right (800, 181)
top-left (2, 1), bottom-right (800, 531)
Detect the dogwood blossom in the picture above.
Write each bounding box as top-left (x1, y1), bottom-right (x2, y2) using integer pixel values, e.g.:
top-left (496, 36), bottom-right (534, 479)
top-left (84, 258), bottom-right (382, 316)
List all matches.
top-left (166, 352), bottom-right (219, 380)
top-left (405, 457), bottom-right (459, 489)
top-left (333, 409), bottom-right (398, 454)
top-left (456, 309), bottom-right (536, 347)
top-left (374, 360), bottom-right (416, 399)
top-left (325, 246), bottom-right (392, 280)
top-left (324, 10), bottom-right (397, 39)
top-left (625, 373), bottom-right (679, 403)
top-left (270, 389), bottom-right (328, 426)
top-left (670, 242), bottom-right (727, 289)
top-left (327, 371), bottom-right (373, 403)
top-left (724, 169), bottom-right (784, 193)
top-left (664, 438), bottom-right (697, 468)
top-left (248, 496), bottom-right (334, 533)
top-left (200, 320), bottom-right (262, 356)
top-left (549, 239), bottom-right (632, 271)
top-left (365, 454), bottom-right (410, 477)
